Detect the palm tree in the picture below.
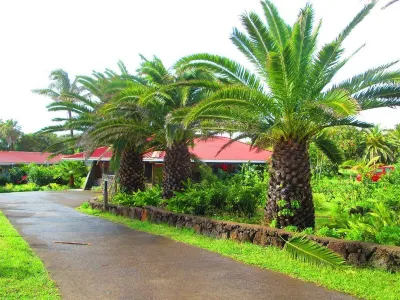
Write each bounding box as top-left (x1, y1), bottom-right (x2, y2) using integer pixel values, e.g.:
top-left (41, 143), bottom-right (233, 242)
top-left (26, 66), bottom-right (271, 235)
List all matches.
top-left (176, 0), bottom-right (400, 229)
top-left (0, 119), bottom-right (22, 151)
top-left (33, 69), bottom-right (84, 139)
top-left (87, 95), bottom-right (164, 193)
top-left (362, 126), bottom-right (396, 163)
top-left (117, 55), bottom-right (221, 198)
top-left (77, 61), bottom-right (162, 193)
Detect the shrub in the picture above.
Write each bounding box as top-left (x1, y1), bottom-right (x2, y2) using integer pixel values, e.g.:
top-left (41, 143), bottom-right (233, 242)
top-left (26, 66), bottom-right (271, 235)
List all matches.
top-left (315, 226), bottom-right (342, 239)
top-left (168, 180), bottom-right (212, 215)
top-left (9, 167), bottom-right (26, 184)
top-left (112, 186), bottom-right (162, 207)
top-left (0, 174), bottom-right (10, 186)
top-left (284, 225), bottom-right (298, 232)
top-left (375, 226), bottom-right (400, 246)
top-left (26, 164), bottom-right (57, 186)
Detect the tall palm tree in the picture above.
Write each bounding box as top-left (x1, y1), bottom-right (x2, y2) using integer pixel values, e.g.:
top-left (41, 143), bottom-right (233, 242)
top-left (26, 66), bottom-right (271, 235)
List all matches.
top-left (33, 69), bottom-right (84, 139)
top-left (176, 0), bottom-right (400, 229)
top-left (362, 126), bottom-right (396, 163)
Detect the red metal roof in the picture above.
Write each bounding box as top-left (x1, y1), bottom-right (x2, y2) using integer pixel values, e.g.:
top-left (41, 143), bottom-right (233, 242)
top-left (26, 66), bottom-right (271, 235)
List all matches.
top-left (64, 137), bottom-right (272, 163)
top-left (0, 151), bottom-right (64, 165)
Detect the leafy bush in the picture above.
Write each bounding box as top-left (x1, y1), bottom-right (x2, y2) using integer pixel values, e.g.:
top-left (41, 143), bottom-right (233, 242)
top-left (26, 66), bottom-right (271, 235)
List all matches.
top-left (26, 164), bottom-right (57, 186)
top-left (0, 182), bottom-right (40, 193)
top-left (0, 174), bottom-right (10, 186)
top-left (113, 186), bottom-right (162, 207)
top-left (315, 226), bottom-right (341, 239)
top-left (53, 161), bottom-right (88, 187)
top-left (167, 164), bottom-right (267, 217)
top-left (375, 226), bottom-right (400, 246)
top-left (9, 167), bottom-right (26, 184)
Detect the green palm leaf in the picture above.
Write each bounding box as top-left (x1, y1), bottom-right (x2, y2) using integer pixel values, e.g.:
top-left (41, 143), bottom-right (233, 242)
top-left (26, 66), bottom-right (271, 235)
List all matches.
top-left (283, 235), bottom-right (347, 268)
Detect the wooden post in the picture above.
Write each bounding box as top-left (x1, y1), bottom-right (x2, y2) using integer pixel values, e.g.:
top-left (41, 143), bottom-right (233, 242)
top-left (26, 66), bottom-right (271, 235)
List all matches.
top-left (103, 180), bottom-right (108, 211)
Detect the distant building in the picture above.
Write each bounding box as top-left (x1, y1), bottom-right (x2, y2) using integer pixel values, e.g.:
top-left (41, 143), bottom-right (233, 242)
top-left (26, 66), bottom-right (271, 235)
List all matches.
top-left (63, 137), bottom-right (272, 188)
top-left (0, 151), bottom-right (63, 173)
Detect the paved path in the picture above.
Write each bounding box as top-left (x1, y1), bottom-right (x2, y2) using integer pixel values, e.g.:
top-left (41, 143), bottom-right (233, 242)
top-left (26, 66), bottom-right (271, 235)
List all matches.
top-left (0, 191), bottom-right (354, 300)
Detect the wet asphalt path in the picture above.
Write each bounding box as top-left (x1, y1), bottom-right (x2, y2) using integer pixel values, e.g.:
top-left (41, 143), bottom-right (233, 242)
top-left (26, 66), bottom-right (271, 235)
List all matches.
top-left (0, 191), bottom-right (354, 300)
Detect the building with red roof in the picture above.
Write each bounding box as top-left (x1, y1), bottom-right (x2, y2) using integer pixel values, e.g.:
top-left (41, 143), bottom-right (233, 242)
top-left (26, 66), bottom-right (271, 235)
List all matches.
top-left (64, 137), bottom-right (272, 187)
top-left (0, 151), bottom-right (64, 174)
top-left (0, 151), bottom-right (63, 166)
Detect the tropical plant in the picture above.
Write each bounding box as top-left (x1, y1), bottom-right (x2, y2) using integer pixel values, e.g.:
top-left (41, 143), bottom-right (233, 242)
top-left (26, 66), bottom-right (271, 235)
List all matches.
top-left (33, 69), bottom-right (85, 139)
top-left (111, 55), bottom-right (222, 198)
top-left (0, 119), bottom-right (22, 151)
top-left (361, 126), bottom-right (396, 163)
top-left (53, 161), bottom-right (88, 187)
top-left (176, 0), bottom-right (400, 229)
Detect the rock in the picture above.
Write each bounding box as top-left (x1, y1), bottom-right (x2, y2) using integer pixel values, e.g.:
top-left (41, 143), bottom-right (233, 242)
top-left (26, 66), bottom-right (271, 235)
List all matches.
top-left (328, 241), bottom-right (348, 259)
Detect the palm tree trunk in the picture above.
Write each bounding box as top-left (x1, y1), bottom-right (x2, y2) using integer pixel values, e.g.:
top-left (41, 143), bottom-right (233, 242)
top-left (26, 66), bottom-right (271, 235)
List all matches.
top-left (162, 141), bottom-right (192, 199)
top-left (265, 139), bottom-right (315, 230)
top-left (118, 147), bottom-right (145, 194)
top-left (67, 110), bottom-right (74, 138)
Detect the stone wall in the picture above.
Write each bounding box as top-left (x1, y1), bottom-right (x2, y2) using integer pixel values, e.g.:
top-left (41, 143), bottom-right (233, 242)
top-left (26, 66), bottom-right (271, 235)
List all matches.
top-left (88, 200), bottom-right (400, 272)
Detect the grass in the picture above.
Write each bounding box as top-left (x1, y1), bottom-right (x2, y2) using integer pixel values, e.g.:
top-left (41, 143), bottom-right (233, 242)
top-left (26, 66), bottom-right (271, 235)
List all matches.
top-left (78, 203), bottom-right (400, 300)
top-left (0, 211), bottom-right (60, 299)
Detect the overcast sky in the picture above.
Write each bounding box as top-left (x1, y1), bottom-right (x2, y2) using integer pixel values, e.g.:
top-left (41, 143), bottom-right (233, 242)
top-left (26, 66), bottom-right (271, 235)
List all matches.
top-left (0, 0), bottom-right (399, 133)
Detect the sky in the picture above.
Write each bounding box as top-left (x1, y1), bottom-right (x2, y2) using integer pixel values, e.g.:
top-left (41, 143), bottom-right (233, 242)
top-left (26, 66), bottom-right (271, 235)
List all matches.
top-left (0, 0), bottom-right (399, 133)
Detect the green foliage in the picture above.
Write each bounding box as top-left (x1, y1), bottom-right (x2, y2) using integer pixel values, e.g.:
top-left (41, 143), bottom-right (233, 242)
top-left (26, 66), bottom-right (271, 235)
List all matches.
top-left (167, 164), bottom-right (267, 217)
top-left (16, 132), bottom-right (65, 152)
top-left (9, 166), bottom-right (26, 184)
top-left (283, 235), bottom-right (347, 268)
top-left (0, 183), bottom-right (40, 193)
top-left (284, 225), bottom-right (298, 232)
top-left (0, 174), bottom-right (10, 186)
top-left (315, 226), bottom-right (341, 239)
top-left (26, 163), bottom-right (57, 186)
top-left (113, 186), bottom-right (162, 207)
top-left (0, 119), bottom-right (22, 151)
top-left (0, 182), bottom-right (71, 193)
top-left (53, 161), bottom-right (88, 186)
top-left (313, 171), bottom-right (400, 245)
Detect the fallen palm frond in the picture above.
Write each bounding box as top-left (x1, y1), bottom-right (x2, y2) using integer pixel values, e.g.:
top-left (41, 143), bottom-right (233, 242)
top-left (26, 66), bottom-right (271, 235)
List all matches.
top-left (283, 235), bottom-right (347, 268)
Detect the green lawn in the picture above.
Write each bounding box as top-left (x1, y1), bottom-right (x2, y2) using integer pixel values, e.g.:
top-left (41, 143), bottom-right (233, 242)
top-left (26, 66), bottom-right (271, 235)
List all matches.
top-left (78, 203), bottom-right (400, 300)
top-left (0, 211), bottom-right (60, 299)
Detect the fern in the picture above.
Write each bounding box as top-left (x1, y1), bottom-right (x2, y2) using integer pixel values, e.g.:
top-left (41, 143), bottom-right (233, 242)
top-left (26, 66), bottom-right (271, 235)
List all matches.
top-left (283, 235), bottom-right (347, 268)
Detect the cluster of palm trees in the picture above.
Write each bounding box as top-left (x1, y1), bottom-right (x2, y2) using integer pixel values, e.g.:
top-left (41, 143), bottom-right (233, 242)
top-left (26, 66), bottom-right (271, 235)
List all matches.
top-left (34, 0), bottom-right (400, 229)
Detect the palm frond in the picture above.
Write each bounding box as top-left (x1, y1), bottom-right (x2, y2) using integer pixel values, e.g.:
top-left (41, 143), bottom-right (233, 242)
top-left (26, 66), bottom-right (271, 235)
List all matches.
top-left (313, 132), bottom-right (344, 164)
top-left (283, 235), bottom-right (347, 268)
top-left (175, 53), bottom-right (263, 90)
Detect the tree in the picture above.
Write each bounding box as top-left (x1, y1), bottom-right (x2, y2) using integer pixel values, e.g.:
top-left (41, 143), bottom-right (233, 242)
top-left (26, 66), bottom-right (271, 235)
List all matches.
top-left (33, 69), bottom-right (85, 140)
top-left (0, 119), bottom-right (22, 151)
top-left (16, 132), bottom-right (65, 152)
top-left (362, 126), bottom-right (396, 163)
top-left (87, 96), bottom-right (164, 193)
top-left (177, 0), bottom-right (400, 229)
top-left (81, 62), bottom-right (161, 193)
top-left (53, 161), bottom-right (88, 187)
top-left (115, 55), bottom-right (221, 198)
